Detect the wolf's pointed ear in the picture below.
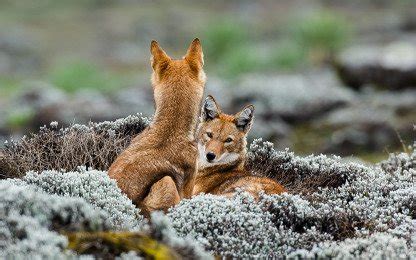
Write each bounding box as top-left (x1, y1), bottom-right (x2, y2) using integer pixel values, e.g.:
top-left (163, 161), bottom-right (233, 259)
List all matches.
top-left (150, 40), bottom-right (170, 71)
top-left (184, 38), bottom-right (204, 69)
top-left (235, 105), bottom-right (254, 132)
top-left (201, 95), bottom-right (220, 122)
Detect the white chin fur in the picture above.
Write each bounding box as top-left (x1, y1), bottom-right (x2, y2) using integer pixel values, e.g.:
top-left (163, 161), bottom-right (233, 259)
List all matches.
top-left (198, 143), bottom-right (239, 169)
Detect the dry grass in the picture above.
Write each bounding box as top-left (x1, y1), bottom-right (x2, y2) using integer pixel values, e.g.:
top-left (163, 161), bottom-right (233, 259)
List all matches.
top-left (0, 115), bottom-right (148, 179)
top-left (246, 150), bottom-right (349, 194)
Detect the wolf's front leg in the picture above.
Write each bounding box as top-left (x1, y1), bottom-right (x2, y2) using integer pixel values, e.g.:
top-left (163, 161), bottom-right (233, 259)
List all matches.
top-left (141, 176), bottom-right (180, 217)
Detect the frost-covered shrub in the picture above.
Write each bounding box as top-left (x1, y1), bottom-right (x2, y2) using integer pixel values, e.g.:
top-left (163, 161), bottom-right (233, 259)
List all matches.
top-left (168, 192), bottom-right (282, 258)
top-left (289, 233), bottom-right (413, 259)
top-left (380, 149), bottom-right (416, 175)
top-left (168, 192), bottom-right (336, 258)
top-left (148, 212), bottom-right (213, 260)
top-left (1, 117), bottom-right (414, 258)
top-left (246, 139), bottom-right (369, 193)
top-left (0, 181), bottom-right (109, 258)
top-left (1, 168), bottom-right (212, 259)
top-left (21, 168), bottom-right (144, 230)
top-left (168, 140), bottom-right (415, 258)
top-left (0, 114), bottom-right (149, 178)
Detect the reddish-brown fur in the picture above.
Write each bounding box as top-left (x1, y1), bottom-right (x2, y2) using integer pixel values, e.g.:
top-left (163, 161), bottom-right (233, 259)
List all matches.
top-left (108, 39), bottom-right (206, 217)
top-left (193, 96), bottom-right (286, 198)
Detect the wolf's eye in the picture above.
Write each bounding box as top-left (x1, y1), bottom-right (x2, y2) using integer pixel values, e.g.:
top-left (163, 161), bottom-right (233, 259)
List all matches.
top-left (206, 132), bottom-right (213, 138)
top-left (225, 137), bottom-right (233, 143)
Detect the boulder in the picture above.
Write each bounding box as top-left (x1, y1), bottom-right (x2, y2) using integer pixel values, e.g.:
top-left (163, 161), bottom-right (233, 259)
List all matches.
top-left (335, 38), bottom-right (416, 90)
top-left (312, 90), bottom-right (416, 156)
top-left (0, 29), bottom-right (41, 75)
top-left (230, 70), bottom-right (355, 124)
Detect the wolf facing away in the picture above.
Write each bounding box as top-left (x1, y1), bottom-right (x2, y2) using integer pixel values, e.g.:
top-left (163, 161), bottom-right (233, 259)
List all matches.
top-left (193, 96), bottom-right (286, 198)
top-left (109, 39), bottom-right (206, 217)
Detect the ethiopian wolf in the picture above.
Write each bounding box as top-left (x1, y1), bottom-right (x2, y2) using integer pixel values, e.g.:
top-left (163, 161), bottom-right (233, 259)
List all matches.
top-left (194, 96), bottom-right (286, 198)
top-left (109, 39), bottom-right (206, 217)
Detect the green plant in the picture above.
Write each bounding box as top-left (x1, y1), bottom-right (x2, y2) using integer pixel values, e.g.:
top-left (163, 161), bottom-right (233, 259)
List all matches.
top-left (268, 41), bottom-right (307, 70)
top-left (0, 77), bottom-right (22, 100)
top-left (203, 20), bottom-right (248, 63)
top-left (293, 11), bottom-right (351, 62)
top-left (50, 61), bottom-right (123, 94)
top-left (218, 45), bottom-right (261, 77)
top-left (5, 108), bottom-right (35, 129)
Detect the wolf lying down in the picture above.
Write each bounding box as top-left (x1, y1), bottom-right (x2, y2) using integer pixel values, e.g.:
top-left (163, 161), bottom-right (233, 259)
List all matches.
top-left (109, 39), bottom-right (284, 217)
top-left (194, 95), bottom-right (286, 198)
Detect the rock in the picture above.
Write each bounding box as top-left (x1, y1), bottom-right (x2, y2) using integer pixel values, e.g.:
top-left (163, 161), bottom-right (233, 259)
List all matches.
top-left (0, 29), bottom-right (41, 75)
top-left (335, 38), bottom-right (416, 90)
top-left (401, 12), bottom-right (416, 32)
top-left (204, 77), bottom-right (233, 111)
top-left (230, 70), bottom-right (355, 124)
top-left (69, 90), bottom-right (121, 123)
top-left (311, 90), bottom-right (416, 156)
top-left (8, 81), bottom-right (67, 131)
top-left (113, 84), bottom-right (155, 118)
top-left (250, 117), bottom-right (292, 149)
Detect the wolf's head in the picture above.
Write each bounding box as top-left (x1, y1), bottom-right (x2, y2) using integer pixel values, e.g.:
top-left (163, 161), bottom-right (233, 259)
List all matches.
top-left (197, 95), bottom-right (254, 170)
top-left (150, 38), bottom-right (206, 91)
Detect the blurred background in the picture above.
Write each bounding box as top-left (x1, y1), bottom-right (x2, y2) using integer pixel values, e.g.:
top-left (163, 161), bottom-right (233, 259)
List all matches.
top-left (0, 0), bottom-right (415, 162)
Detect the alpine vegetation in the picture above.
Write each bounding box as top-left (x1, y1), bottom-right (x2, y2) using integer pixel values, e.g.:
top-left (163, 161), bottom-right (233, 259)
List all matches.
top-left (246, 138), bottom-right (369, 193)
top-left (0, 181), bottom-right (110, 258)
top-left (1, 169), bottom-right (211, 259)
top-left (0, 117), bottom-right (414, 258)
top-left (168, 140), bottom-right (415, 258)
top-left (21, 168), bottom-right (144, 230)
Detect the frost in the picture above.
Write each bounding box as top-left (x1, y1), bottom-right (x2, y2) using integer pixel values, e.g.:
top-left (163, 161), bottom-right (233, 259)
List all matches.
top-left (0, 181), bottom-right (109, 258)
top-left (168, 140), bottom-right (415, 258)
top-left (21, 168), bottom-right (144, 230)
top-left (1, 122), bottom-right (414, 258)
top-left (148, 212), bottom-right (213, 260)
top-left (1, 169), bottom-right (211, 258)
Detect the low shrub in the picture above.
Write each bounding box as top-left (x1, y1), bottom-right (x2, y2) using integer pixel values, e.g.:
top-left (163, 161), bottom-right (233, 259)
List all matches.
top-left (246, 139), bottom-right (368, 194)
top-left (0, 114), bottom-right (148, 179)
top-left (0, 116), bottom-right (414, 258)
top-left (168, 140), bottom-right (415, 258)
top-left (0, 181), bottom-right (109, 258)
top-left (1, 169), bottom-right (211, 259)
top-left (22, 168), bottom-right (144, 230)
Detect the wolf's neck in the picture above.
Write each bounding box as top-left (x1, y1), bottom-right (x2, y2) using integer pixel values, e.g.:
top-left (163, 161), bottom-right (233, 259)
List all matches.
top-left (195, 160), bottom-right (247, 194)
top-left (152, 82), bottom-right (203, 140)
top-left (199, 157), bottom-right (245, 175)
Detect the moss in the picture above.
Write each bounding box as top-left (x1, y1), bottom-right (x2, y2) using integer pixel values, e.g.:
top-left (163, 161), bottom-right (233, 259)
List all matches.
top-left (66, 231), bottom-right (180, 259)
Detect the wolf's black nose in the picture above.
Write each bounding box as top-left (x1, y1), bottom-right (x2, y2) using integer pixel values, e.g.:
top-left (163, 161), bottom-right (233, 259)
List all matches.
top-left (206, 152), bottom-right (216, 162)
